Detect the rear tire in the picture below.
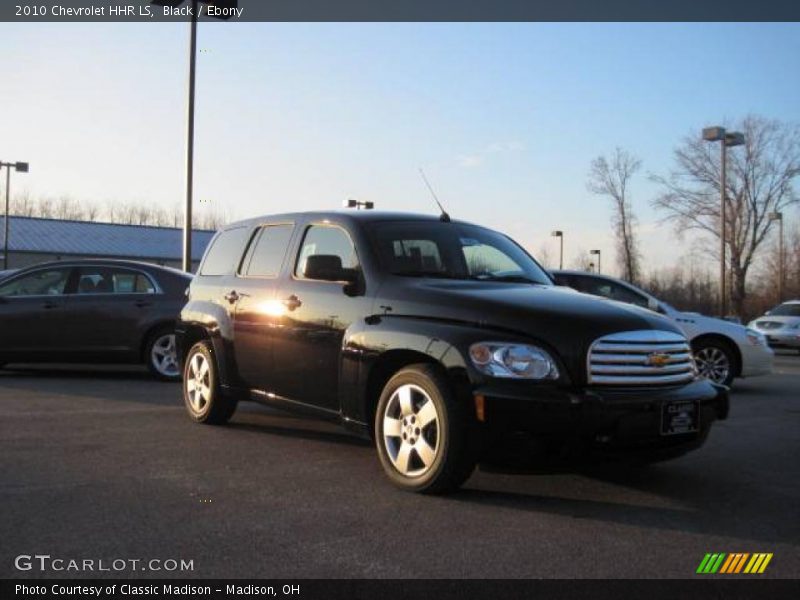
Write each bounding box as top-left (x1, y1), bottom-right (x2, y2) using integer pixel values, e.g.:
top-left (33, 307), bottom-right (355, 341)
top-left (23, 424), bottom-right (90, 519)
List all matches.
top-left (692, 338), bottom-right (736, 387)
top-left (145, 326), bottom-right (181, 382)
top-left (183, 341), bottom-right (237, 425)
top-left (374, 364), bottom-right (477, 494)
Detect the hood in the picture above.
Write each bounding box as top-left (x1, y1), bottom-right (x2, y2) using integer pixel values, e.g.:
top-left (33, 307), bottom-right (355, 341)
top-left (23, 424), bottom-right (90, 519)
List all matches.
top-left (672, 310), bottom-right (755, 341)
top-left (378, 279), bottom-right (685, 383)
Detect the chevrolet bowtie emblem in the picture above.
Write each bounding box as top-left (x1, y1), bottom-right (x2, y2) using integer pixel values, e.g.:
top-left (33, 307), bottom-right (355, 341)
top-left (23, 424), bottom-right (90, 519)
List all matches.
top-left (646, 353), bottom-right (671, 368)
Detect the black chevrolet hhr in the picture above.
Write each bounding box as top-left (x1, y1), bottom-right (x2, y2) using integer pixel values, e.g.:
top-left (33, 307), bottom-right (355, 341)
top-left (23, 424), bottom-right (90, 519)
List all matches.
top-left (177, 211), bottom-right (728, 493)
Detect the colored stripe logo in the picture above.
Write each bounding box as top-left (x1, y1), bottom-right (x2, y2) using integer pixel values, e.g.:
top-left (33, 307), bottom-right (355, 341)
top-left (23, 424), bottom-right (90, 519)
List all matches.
top-left (697, 553), bottom-right (773, 574)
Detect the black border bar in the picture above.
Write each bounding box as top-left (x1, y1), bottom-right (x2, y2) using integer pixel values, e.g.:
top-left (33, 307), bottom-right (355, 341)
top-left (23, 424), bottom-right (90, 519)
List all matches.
top-left (4, 579), bottom-right (800, 600)
top-left (2, 0), bottom-right (800, 23)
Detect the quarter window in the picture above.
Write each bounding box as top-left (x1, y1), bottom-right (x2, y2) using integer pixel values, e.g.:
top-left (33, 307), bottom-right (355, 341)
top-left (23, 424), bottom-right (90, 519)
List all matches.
top-left (295, 225), bottom-right (359, 278)
top-left (242, 224), bottom-right (294, 278)
top-left (200, 227), bottom-right (250, 276)
top-left (0, 268), bottom-right (71, 297)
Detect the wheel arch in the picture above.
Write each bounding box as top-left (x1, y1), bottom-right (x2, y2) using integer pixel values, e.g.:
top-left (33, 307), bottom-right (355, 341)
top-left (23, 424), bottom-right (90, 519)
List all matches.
top-left (691, 333), bottom-right (742, 378)
top-left (176, 321), bottom-right (239, 389)
top-left (344, 319), bottom-right (478, 438)
top-left (362, 349), bottom-right (445, 439)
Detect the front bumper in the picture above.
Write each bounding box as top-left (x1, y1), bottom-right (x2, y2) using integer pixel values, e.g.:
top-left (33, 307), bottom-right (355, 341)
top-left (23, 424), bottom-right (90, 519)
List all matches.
top-left (739, 341), bottom-right (774, 377)
top-left (754, 329), bottom-right (800, 349)
top-left (474, 378), bottom-right (727, 458)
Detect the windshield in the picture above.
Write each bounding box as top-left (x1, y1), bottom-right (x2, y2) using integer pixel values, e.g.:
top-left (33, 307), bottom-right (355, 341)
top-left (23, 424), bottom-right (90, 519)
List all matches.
top-left (770, 303), bottom-right (800, 317)
top-left (369, 220), bottom-right (553, 285)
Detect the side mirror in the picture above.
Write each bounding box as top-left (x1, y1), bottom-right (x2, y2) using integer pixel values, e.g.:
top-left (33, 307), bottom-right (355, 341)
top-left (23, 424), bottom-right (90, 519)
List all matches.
top-left (648, 297), bottom-right (660, 312)
top-left (303, 255), bottom-right (357, 283)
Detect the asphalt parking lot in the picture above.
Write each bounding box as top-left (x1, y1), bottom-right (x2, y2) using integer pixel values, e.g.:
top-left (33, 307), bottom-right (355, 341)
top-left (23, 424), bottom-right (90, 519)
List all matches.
top-left (2, 353), bottom-right (799, 579)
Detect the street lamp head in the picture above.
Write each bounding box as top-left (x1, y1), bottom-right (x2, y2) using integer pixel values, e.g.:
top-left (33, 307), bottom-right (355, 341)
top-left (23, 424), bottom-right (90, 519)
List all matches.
top-left (551, 230), bottom-right (563, 237)
top-left (702, 126), bottom-right (726, 142)
top-left (14, 162), bottom-right (29, 173)
top-left (769, 211), bottom-right (783, 221)
top-left (724, 132), bottom-right (745, 147)
top-left (344, 199), bottom-right (374, 210)
top-left (590, 249), bottom-right (600, 255)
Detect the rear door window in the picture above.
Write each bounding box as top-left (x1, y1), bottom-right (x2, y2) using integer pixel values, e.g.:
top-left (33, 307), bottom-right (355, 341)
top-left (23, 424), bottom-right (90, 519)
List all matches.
top-left (75, 267), bottom-right (156, 294)
top-left (241, 224), bottom-right (294, 278)
top-left (573, 275), bottom-right (649, 308)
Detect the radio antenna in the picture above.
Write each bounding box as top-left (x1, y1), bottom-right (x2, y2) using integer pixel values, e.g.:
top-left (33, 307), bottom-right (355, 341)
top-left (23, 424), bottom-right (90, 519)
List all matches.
top-left (419, 168), bottom-right (450, 222)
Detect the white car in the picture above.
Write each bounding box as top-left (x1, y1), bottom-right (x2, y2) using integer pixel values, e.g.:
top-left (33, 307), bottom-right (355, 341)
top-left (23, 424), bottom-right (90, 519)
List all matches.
top-left (748, 300), bottom-right (800, 353)
top-left (552, 270), bottom-right (773, 387)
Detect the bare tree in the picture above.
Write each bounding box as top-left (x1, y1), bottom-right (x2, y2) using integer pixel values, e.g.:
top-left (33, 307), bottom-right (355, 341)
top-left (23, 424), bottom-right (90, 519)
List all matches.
top-left (535, 242), bottom-right (554, 269)
top-left (652, 116), bottom-right (800, 316)
top-left (587, 147), bottom-right (642, 283)
top-left (569, 247), bottom-right (596, 272)
top-left (11, 191), bottom-right (36, 217)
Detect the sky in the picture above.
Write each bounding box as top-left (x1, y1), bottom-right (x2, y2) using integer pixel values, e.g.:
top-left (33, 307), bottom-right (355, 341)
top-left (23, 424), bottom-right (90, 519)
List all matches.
top-left (2, 22), bottom-right (799, 274)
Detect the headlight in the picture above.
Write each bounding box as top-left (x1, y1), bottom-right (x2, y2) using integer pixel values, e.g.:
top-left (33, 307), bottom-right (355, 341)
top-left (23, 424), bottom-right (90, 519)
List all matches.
top-left (469, 342), bottom-right (559, 380)
top-left (746, 328), bottom-right (766, 346)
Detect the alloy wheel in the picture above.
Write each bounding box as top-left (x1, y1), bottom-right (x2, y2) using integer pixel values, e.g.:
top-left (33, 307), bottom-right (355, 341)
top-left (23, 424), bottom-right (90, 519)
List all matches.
top-left (382, 384), bottom-right (440, 477)
top-left (151, 333), bottom-right (180, 378)
top-left (185, 352), bottom-right (211, 413)
top-left (694, 346), bottom-right (730, 385)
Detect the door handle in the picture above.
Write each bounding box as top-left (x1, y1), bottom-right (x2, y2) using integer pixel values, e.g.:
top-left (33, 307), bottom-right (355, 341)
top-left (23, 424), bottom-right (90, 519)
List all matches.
top-left (282, 295), bottom-right (302, 311)
top-left (42, 301), bottom-right (59, 310)
top-left (224, 290), bottom-right (249, 304)
top-left (134, 299), bottom-right (152, 308)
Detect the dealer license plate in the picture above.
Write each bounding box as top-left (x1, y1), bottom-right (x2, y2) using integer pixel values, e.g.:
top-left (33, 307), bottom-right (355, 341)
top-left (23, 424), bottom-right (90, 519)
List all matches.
top-left (661, 401), bottom-right (699, 435)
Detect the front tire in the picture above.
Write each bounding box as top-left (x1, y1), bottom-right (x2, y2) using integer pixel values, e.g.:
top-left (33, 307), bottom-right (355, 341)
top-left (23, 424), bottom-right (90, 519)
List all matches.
top-left (374, 364), bottom-right (477, 494)
top-left (692, 338), bottom-right (736, 387)
top-left (183, 341), bottom-right (237, 425)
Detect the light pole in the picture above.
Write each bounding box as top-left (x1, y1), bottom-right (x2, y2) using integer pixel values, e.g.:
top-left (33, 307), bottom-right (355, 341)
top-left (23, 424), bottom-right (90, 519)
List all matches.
top-left (152, 0), bottom-right (236, 272)
top-left (590, 249), bottom-right (601, 273)
top-left (702, 126), bottom-right (745, 317)
top-left (551, 230), bottom-right (563, 269)
top-left (0, 160), bottom-right (29, 270)
top-left (769, 211), bottom-right (784, 303)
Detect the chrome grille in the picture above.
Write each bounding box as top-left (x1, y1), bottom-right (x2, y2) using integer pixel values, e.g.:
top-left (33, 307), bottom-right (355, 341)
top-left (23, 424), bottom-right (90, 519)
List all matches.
top-left (587, 330), bottom-right (695, 386)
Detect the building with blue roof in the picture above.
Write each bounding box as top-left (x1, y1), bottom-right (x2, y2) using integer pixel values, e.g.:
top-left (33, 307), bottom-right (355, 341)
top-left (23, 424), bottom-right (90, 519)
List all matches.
top-left (1, 216), bottom-right (216, 271)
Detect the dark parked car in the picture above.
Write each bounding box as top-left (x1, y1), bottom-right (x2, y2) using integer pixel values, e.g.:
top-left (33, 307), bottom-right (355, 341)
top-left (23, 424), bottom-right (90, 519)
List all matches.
top-left (177, 211), bottom-right (728, 493)
top-left (0, 259), bottom-right (191, 380)
top-left (0, 269), bottom-right (19, 282)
